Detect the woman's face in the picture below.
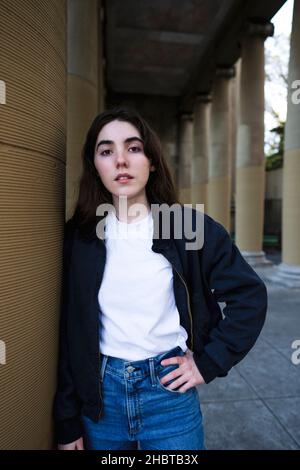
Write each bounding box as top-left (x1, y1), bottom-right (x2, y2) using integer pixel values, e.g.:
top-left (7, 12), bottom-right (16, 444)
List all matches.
top-left (94, 120), bottom-right (155, 206)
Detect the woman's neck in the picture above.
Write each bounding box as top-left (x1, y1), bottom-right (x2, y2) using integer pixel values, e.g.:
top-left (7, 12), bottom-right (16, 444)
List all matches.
top-left (112, 196), bottom-right (151, 224)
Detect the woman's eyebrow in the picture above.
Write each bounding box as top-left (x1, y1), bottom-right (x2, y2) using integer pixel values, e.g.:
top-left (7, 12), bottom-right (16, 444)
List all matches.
top-left (96, 136), bottom-right (144, 151)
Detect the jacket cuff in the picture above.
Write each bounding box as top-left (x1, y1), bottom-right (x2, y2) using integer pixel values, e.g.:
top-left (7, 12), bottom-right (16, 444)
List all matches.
top-left (55, 415), bottom-right (83, 445)
top-left (193, 350), bottom-right (226, 384)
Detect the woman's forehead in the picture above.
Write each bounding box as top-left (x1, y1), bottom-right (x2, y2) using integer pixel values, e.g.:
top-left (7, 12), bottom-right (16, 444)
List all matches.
top-left (98, 120), bottom-right (140, 140)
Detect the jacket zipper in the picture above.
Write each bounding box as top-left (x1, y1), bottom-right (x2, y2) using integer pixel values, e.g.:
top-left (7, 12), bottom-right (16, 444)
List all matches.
top-left (96, 241), bottom-right (105, 420)
top-left (98, 349), bottom-right (103, 419)
top-left (171, 264), bottom-right (194, 351)
top-left (96, 275), bottom-right (103, 420)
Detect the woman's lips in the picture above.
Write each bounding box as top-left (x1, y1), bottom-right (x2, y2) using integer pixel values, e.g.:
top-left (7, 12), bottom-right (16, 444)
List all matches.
top-left (115, 176), bottom-right (134, 184)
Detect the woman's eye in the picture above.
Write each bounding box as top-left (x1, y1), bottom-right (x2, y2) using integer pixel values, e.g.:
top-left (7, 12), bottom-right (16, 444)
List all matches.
top-left (129, 146), bottom-right (142, 152)
top-left (101, 149), bottom-right (112, 156)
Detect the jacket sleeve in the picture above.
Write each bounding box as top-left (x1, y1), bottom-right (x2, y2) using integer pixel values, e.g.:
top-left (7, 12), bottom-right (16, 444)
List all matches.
top-left (194, 216), bottom-right (268, 384)
top-left (52, 220), bottom-right (83, 445)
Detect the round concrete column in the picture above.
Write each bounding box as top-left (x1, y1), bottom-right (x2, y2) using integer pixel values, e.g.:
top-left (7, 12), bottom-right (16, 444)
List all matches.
top-left (235, 22), bottom-right (273, 266)
top-left (192, 94), bottom-right (211, 211)
top-left (208, 67), bottom-right (234, 231)
top-left (178, 113), bottom-right (194, 204)
top-left (270, 1), bottom-right (300, 287)
top-left (0, 0), bottom-right (67, 448)
top-left (67, 0), bottom-right (104, 220)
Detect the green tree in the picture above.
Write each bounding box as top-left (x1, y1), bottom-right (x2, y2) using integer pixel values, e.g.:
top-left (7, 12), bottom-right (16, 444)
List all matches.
top-left (265, 109), bottom-right (285, 171)
top-left (264, 32), bottom-right (289, 170)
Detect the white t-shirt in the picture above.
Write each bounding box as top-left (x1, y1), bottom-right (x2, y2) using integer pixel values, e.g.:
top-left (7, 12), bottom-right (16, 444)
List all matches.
top-left (98, 208), bottom-right (188, 360)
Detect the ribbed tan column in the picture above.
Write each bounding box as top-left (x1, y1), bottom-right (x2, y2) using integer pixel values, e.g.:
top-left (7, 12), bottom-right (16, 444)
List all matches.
top-left (178, 113), bottom-right (194, 204)
top-left (207, 68), bottom-right (234, 231)
top-left (192, 94), bottom-right (211, 212)
top-left (270, 2), bottom-right (300, 287)
top-left (67, 0), bottom-right (104, 220)
top-left (235, 22), bottom-right (273, 266)
top-left (0, 0), bottom-right (67, 449)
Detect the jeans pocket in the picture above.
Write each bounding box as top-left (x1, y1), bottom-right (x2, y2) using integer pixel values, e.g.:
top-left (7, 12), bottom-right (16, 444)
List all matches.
top-left (156, 363), bottom-right (183, 394)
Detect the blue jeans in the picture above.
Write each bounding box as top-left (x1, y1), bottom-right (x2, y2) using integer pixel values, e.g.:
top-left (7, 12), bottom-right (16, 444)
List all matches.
top-left (81, 346), bottom-right (205, 450)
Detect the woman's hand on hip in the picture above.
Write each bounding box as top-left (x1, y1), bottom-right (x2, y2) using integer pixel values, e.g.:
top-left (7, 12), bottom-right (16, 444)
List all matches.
top-left (160, 349), bottom-right (205, 392)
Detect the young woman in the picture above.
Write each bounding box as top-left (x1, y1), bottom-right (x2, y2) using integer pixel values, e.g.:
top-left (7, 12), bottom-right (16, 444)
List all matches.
top-left (53, 107), bottom-right (268, 450)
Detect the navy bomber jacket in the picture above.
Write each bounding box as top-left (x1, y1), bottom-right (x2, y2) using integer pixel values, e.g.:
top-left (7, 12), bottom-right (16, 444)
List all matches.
top-left (53, 206), bottom-right (268, 444)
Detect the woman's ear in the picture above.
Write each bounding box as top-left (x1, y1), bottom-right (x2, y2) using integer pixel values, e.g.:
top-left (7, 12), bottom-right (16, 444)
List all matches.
top-left (149, 160), bottom-right (155, 172)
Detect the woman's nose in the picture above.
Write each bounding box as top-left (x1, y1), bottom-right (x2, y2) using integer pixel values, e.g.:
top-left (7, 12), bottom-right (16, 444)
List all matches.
top-left (115, 149), bottom-right (128, 164)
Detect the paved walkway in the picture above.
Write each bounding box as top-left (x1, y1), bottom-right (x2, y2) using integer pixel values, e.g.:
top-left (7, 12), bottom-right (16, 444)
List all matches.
top-left (197, 252), bottom-right (300, 450)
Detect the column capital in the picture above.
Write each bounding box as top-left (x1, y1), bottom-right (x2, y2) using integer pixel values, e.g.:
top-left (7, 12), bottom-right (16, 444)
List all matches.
top-left (215, 65), bottom-right (236, 79)
top-left (180, 112), bottom-right (194, 121)
top-left (244, 20), bottom-right (274, 39)
top-left (195, 92), bottom-right (212, 103)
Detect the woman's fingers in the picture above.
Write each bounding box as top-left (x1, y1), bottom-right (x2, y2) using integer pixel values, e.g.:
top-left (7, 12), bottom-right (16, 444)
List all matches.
top-left (75, 437), bottom-right (84, 450)
top-left (57, 437), bottom-right (84, 450)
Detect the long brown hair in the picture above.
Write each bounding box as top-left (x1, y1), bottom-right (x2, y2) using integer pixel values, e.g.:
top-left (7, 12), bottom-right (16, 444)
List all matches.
top-left (72, 106), bottom-right (179, 232)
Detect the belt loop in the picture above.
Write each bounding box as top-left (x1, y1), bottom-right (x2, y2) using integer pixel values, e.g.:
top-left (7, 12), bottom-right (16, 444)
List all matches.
top-left (149, 358), bottom-right (156, 387)
top-left (100, 355), bottom-right (108, 382)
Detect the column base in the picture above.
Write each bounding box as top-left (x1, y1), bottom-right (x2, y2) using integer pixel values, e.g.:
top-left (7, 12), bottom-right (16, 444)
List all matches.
top-left (240, 250), bottom-right (273, 267)
top-left (266, 263), bottom-right (300, 289)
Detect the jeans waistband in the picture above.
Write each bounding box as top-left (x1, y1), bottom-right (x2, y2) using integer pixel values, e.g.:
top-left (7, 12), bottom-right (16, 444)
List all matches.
top-left (100, 346), bottom-right (185, 379)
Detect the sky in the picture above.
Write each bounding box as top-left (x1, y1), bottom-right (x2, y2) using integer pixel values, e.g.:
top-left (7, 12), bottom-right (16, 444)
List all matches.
top-left (264, 0), bottom-right (294, 152)
top-left (269, 0), bottom-right (294, 36)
